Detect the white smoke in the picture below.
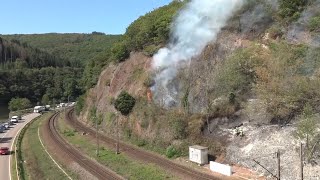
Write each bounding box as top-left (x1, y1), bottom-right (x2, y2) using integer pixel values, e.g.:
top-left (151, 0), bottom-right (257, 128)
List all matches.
top-left (152, 0), bottom-right (244, 106)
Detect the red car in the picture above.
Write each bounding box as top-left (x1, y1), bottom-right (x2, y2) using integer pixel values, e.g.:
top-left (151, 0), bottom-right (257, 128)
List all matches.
top-left (0, 147), bottom-right (9, 155)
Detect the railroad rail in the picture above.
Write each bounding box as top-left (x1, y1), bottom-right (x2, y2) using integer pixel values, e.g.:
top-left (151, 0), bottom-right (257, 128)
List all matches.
top-left (66, 108), bottom-right (221, 180)
top-left (46, 111), bottom-right (123, 180)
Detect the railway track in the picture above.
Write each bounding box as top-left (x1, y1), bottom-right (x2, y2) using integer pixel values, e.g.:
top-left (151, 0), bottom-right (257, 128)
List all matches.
top-left (66, 108), bottom-right (222, 180)
top-left (46, 111), bottom-right (123, 180)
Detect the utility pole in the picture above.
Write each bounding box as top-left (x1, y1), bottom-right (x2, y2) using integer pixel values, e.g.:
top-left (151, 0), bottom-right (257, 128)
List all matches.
top-left (300, 143), bottom-right (304, 180)
top-left (116, 114), bottom-right (120, 154)
top-left (95, 115), bottom-right (99, 157)
top-left (277, 149), bottom-right (280, 180)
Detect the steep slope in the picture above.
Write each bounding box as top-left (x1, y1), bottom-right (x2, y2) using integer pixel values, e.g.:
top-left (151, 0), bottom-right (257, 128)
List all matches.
top-left (79, 1), bottom-right (320, 179)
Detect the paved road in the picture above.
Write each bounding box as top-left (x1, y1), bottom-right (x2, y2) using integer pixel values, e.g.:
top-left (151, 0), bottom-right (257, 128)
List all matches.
top-left (0, 113), bottom-right (40, 180)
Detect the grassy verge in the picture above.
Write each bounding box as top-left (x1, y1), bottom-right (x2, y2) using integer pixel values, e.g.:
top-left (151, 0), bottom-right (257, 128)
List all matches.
top-left (58, 112), bottom-right (177, 180)
top-left (15, 115), bottom-right (41, 180)
top-left (21, 112), bottom-right (77, 180)
top-left (11, 140), bottom-right (18, 180)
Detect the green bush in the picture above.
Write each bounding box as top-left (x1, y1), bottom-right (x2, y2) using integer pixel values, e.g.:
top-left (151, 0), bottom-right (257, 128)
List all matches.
top-left (111, 42), bottom-right (129, 62)
top-left (165, 145), bottom-right (181, 158)
top-left (309, 16), bottom-right (320, 32)
top-left (8, 97), bottom-right (32, 111)
top-left (114, 91), bottom-right (136, 116)
top-left (295, 104), bottom-right (317, 140)
top-left (63, 129), bottom-right (76, 137)
top-left (75, 94), bottom-right (86, 115)
top-left (170, 118), bottom-right (187, 139)
top-left (278, 0), bottom-right (308, 22)
top-left (136, 139), bottom-right (148, 147)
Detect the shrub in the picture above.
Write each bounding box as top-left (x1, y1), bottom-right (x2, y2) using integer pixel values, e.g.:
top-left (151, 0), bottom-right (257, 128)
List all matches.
top-left (143, 45), bottom-right (161, 56)
top-left (63, 129), bottom-right (76, 137)
top-left (309, 16), bottom-right (320, 32)
top-left (75, 94), bottom-right (86, 115)
top-left (8, 97), bottom-right (32, 111)
top-left (111, 42), bottom-right (129, 62)
top-left (165, 145), bottom-right (181, 158)
top-left (170, 118), bottom-right (187, 139)
top-left (136, 139), bottom-right (148, 147)
top-left (114, 91), bottom-right (136, 116)
top-left (295, 104), bottom-right (317, 140)
top-left (278, 0), bottom-right (308, 22)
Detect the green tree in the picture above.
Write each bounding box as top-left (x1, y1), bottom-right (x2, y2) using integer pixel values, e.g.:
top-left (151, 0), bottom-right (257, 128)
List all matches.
top-left (8, 97), bottom-right (32, 111)
top-left (278, 0), bottom-right (308, 21)
top-left (111, 42), bottom-right (129, 62)
top-left (41, 94), bottom-right (50, 105)
top-left (296, 104), bottom-right (317, 141)
top-left (114, 91), bottom-right (136, 116)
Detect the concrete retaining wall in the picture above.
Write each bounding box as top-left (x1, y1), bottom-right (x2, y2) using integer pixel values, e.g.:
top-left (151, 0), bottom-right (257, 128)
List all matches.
top-left (209, 161), bottom-right (232, 176)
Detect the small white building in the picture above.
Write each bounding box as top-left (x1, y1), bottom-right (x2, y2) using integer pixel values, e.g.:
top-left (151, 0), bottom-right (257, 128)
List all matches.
top-left (189, 145), bottom-right (208, 165)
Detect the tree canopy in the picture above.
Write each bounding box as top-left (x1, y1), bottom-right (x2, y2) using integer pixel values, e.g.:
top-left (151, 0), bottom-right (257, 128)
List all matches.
top-left (114, 91), bottom-right (136, 116)
top-left (8, 97), bottom-right (32, 111)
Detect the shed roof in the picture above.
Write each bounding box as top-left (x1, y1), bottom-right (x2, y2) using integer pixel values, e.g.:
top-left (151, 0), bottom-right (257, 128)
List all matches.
top-left (189, 145), bottom-right (208, 150)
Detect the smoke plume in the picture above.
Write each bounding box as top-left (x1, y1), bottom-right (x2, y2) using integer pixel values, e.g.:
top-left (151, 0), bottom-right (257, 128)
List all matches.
top-left (152, 0), bottom-right (244, 106)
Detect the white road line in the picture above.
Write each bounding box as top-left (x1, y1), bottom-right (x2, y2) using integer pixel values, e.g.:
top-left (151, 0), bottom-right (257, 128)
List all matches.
top-left (11, 124), bottom-right (23, 180)
top-left (1, 131), bottom-right (9, 139)
top-left (10, 114), bottom-right (35, 180)
top-left (37, 126), bottom-right (72, 180)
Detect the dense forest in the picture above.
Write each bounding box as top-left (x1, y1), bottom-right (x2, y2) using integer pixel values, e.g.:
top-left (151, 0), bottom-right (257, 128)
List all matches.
top-left (3, 33), bottom-right (122, 67)
top-left (0, 37), bottom-right (83, 105)
top-left (0, 32), bottom-right (122, 106)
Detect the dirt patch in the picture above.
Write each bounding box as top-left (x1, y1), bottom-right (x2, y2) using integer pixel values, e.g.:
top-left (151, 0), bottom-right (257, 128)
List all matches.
top-left (226, 124), bottom-right (320, 180)
top-left (69, 162), bottom-right (98, 180)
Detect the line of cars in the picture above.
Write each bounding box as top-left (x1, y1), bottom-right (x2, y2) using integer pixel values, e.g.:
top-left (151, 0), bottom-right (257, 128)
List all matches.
top-left (0, 115), bottom-right (21, 133)
top-left (0, 115), bottom-right (22, 155)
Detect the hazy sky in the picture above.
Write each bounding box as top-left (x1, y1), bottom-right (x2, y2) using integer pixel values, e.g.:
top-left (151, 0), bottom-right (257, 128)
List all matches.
top-left (0, 0), bottom-right (172, 35)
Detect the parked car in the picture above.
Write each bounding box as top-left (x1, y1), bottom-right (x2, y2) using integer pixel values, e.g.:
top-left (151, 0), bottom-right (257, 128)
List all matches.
top-left (10, 116), bottom-right (18, 123)
top-left (0, 125), bottom-right (5, 133)
top-left (0, 147), bottom-right (9, 155)
top-left (2, 123), bottom-right (10, 129)
top-left (7, 120), bottom-right (13, 126)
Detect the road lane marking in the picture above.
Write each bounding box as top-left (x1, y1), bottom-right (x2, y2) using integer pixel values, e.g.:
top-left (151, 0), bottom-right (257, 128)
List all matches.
top-left (10, 113), bottom-right (35, 180)
top-left (10, 119), bottom-right (26, 180)
top-left (38, 126), bottom-right (72, 179)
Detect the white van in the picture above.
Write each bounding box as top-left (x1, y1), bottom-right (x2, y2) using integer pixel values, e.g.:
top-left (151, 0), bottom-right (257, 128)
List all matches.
top-left (34, 106), bottom-right (45, 113)
top-left (10, 116), bottom-right (18, 123)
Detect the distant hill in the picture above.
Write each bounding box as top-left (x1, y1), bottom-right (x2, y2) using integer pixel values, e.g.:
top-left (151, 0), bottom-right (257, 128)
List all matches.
top-left (0, 37), bottom-right (68, 69)
top-left (2, 33), bottom-right (122, 66)
top-left (0, 37), bottom-right (83, 104)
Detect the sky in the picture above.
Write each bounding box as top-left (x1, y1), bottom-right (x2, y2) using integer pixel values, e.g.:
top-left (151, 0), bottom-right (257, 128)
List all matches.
top-left (0, 0), bottom-right (173, 35)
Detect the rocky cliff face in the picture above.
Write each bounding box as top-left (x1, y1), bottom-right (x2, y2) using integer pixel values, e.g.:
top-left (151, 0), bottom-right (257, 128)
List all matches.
top-left (78, 3), bottom-right (276, 151)
top-left (79, 1), bottom-right (320, 178)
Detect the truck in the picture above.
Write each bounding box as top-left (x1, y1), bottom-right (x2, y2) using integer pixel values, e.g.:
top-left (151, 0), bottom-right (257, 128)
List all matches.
top-left (34, 106), bottom-right (45, 113)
